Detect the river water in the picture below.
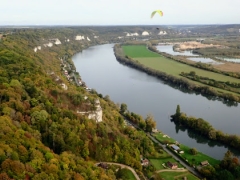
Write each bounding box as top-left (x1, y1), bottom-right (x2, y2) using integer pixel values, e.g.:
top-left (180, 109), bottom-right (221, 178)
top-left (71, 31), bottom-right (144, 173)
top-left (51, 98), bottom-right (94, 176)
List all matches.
top-left (73, 44), bottom-right (240, 160)
top-left (156, 45), bottom-right (199, 56)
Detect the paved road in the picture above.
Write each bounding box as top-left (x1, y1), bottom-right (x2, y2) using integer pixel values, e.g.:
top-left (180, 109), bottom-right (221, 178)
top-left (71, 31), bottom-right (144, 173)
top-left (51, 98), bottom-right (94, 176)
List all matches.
top-left (96, 162), bottom-right (141, 180)
top-left (147, 134), bottom-right (203, 179)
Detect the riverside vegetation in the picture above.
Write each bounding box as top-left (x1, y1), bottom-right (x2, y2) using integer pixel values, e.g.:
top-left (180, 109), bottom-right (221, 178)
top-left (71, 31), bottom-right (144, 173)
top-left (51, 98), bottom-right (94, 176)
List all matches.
top-left (114, 43), bottom-right (240, 104)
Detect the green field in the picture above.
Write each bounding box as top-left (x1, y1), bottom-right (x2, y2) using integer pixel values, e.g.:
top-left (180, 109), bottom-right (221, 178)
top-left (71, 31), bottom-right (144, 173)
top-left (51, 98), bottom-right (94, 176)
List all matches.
top-left (179, 144), bottom-right (220, 166)
top-left (122, 45), bottom-right (161, 57)
top-left (153, 132), bottom-right (220, 167)
top-left (122, 45), bottom-right (240, 94)
top-left (150, 158), bottom-right (184, 170)
top-left (153, 132), bottom-right (176, 144)
top-left (123, 169), bottom-right (136, 180)
top-left (160, 171), bottom-right (200, 180)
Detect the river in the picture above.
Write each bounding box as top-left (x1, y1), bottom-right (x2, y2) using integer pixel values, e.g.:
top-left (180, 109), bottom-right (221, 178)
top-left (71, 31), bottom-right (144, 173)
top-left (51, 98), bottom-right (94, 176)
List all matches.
top-left (73, 44), bottom-right (240, 160)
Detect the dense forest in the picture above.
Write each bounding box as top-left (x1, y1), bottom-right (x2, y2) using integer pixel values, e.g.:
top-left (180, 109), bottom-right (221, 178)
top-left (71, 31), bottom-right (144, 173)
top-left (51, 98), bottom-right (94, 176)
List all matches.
top-left (0, 28), bottom-right (160, 179)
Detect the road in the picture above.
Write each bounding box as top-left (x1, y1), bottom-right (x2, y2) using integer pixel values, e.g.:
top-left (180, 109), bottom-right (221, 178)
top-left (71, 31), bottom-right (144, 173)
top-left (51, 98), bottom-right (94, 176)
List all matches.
top-left (96, 162), bottom-right (141, 180)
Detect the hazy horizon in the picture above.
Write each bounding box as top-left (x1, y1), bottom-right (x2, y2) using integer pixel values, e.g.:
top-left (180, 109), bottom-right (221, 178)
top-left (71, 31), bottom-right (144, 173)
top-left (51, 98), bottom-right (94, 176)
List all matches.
top-left (1, 0), bottom-right (240, 26)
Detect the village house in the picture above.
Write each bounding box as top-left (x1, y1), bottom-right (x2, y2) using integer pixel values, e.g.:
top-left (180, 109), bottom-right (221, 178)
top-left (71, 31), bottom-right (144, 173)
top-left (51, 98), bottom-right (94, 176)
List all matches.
top-left (141, 159), bottom-right (149, 166)
top-left (140, 155), bottom-right (149, 166)
top-left (171, 144), bottom-right (180, 151)
top-left (166, 161), bottom-right (178, 169)
top-left (200, 160), bottom-right (209, 166)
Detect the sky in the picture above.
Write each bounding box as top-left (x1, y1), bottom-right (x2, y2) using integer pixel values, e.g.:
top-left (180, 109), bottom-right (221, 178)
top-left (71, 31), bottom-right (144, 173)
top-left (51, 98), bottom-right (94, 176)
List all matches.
top-left (1, 0), bottom-right (240, 25)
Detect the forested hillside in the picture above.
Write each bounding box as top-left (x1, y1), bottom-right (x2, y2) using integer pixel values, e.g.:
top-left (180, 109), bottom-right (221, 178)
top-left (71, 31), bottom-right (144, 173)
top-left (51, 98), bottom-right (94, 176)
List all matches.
top-left (0, 28), bottom-right (158, 179)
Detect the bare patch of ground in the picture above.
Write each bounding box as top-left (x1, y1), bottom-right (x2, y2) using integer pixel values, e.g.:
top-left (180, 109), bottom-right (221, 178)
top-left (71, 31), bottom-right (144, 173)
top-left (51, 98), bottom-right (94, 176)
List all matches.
top-left (175, 41), bottom-right (222, 51)
top-left (213, 62), bottom-right (240, 73)
top-left (178, 56), bottom-right (240, 73)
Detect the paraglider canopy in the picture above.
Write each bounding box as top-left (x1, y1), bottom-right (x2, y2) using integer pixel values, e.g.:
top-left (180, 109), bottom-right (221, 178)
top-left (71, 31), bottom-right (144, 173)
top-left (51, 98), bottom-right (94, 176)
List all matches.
top-left (151, 10), bottom-right (163, 18)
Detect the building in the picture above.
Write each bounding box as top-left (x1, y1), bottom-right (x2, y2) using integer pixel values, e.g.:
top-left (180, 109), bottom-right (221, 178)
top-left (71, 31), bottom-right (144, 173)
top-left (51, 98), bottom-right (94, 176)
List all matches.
top-left (166, 161), bottom-right (178, 169)
top-left (171, 144), bottom-right (180, 151)
top-left (141, 159), bottom-right (149, 166)
top-left (200, 161), bottom-right (209, 166)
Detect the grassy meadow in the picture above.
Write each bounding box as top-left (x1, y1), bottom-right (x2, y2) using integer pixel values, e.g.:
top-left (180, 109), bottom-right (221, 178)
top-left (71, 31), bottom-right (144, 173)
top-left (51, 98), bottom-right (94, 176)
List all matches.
top-left (159, 171), bottom-right (200, 180)
top-left (179, 144), bottom-right (220, 166)
top-left (122, 45), bottom-right (161, 57)
top-left (122, 45), bottom-right (240, 92)
top-left (149, 157), bottom-right (184, 171)
top-left (153, 132), bottom-right (220, 167)
top-left (122, 169), bottom-right (136, 180)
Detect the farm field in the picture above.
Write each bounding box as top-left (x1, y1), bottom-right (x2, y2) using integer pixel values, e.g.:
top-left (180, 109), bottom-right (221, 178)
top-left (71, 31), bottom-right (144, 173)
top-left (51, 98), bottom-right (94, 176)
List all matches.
top-left (122, 45), bottom-right (240, 83)
top-left (133, 56), bottom-right (240, 83)
top-left (122, 45), bottom-right (160, 57)
top-left (122, 45), bottom-right (240, 95)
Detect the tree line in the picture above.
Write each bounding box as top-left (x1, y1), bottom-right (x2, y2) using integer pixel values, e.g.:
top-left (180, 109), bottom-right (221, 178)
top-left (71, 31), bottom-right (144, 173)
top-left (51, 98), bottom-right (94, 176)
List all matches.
top-left (114, 44), bottom-right (240, 103)
top-left (171, 105), bottom-right (240, 151)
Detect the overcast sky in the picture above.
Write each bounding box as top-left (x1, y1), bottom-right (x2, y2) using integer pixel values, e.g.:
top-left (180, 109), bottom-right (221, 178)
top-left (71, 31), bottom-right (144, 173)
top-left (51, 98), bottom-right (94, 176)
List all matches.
top-left (1, 0), bottom-right (240, 25)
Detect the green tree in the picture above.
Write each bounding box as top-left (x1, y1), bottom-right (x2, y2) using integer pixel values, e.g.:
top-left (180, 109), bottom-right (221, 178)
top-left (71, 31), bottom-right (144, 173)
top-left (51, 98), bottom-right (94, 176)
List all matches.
top-left (189, 148), bottom-right (198, 155)
top-left (217, 170), bottom-right (234, 180)
top-left (116, 168), bottom-right (131, 180)
top-left (176, 104), bottom-right (181, 118)
top-left (151, 172), bottom-right (163, 180)
top-left (120, 103), bottom-right (128, 114)
top-left (145, 114), bottom-right (156, 133)
top-left (45, 152), bottom-right (54, 162)
top-left (81, 141), bottom-right (89, 159)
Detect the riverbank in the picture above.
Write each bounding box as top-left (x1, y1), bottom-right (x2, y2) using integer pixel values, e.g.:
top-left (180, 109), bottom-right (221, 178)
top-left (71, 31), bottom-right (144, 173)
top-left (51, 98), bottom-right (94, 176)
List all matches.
top-left (73, 43), bottom-right (240, 160)
top-left (171, 111), bottom-right (240, 151)
top-left (72, 42), bottom-right (240, 179)
top-left (114, 43), bottom-right (240, 103)
top-left (152, 131), bottom-right (220, 166)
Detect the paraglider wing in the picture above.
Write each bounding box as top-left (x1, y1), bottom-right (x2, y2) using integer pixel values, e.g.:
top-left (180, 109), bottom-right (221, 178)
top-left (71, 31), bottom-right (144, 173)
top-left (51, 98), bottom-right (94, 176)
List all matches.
top-left (151, 10), bottom-right (163, 18)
